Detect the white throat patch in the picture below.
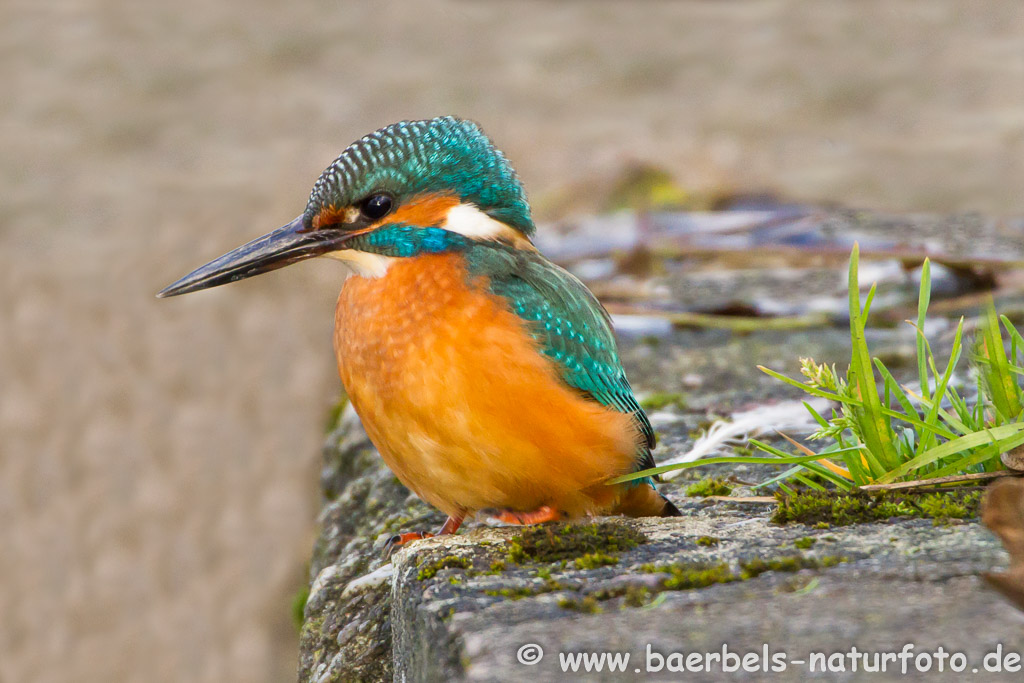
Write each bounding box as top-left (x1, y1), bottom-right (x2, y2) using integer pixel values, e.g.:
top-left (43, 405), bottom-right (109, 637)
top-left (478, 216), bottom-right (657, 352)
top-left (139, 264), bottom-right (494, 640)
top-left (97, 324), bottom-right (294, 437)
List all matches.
top-left (324, 250), bottom-right (396, 279)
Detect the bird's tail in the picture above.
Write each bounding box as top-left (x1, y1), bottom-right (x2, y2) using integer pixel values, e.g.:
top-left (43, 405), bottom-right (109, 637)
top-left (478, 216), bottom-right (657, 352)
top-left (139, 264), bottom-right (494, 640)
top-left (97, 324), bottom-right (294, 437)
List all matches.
top-left (613, 483), bottom-right (682, 518)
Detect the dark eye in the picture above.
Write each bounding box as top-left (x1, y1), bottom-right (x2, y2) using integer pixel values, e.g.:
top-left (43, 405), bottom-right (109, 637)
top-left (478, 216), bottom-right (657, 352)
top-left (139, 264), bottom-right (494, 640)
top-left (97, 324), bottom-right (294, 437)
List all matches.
top-left (360, 193), bottom-right (393, 220)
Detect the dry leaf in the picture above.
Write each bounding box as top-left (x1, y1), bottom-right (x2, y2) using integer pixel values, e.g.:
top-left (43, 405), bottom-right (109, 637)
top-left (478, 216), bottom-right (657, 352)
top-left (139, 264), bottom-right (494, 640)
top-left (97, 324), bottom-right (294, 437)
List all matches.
top-left (981, 477), bottom-right (1024, 610)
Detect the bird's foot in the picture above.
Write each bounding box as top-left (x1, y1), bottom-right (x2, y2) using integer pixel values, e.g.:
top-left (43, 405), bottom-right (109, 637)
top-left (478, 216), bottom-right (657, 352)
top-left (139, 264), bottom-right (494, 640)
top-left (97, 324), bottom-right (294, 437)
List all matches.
top-left (383, 531), bottom-right (434, 558)
top-left (490, 505), bottom-right (563, 526)
top-left (383, 515), bottom-right (464, 559)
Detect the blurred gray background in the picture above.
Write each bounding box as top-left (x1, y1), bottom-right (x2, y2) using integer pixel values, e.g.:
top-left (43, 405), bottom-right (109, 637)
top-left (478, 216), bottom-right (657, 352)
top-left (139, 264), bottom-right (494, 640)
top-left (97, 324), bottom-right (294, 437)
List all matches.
top-left (2, 1), bottom-right (1022, 681)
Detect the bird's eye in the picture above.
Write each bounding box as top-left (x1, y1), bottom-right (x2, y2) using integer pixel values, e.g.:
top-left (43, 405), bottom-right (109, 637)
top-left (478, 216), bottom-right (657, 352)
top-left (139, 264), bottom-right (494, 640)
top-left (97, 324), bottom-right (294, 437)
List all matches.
top-left (360, 194), bottom-right (393, 221)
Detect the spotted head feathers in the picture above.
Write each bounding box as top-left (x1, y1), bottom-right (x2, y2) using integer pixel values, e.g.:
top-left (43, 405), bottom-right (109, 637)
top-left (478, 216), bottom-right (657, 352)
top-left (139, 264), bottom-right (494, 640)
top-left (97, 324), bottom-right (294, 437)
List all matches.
top-left (305, 116), bottom-right (534, 236)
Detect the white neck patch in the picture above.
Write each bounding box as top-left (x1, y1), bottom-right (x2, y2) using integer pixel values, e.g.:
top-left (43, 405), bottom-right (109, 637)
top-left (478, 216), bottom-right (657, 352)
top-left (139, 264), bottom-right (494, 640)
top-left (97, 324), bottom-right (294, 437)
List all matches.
top-left (441, 203), bottom-right (519, 241)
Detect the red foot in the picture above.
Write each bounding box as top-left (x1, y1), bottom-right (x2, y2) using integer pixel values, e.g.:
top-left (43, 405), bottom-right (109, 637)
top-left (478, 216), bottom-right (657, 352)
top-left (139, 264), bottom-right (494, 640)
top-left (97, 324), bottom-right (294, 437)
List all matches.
top-left (392, 531), bottom-right (435, 545)
top-left (494, 505), bottom-right (563, 525)
top-left (383, 515), bottom-right (464, 558)
top-left (383, 531), bottom-right (433, 559)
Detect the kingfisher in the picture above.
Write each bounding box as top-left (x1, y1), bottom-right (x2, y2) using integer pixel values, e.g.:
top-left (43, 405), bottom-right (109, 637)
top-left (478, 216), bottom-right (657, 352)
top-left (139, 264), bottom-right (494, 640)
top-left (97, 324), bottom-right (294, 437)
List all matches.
top-left (159, 116), bottom-right (680, 546)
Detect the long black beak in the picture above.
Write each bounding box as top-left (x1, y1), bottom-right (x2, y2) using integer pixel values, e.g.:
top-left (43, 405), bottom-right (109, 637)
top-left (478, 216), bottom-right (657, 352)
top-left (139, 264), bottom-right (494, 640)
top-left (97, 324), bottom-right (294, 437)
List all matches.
top-left (157, 216), bottom-right (347, 298)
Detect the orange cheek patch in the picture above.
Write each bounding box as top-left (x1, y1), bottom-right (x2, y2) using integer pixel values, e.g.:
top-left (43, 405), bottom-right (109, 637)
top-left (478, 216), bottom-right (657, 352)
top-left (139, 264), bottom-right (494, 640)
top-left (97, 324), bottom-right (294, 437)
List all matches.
top-left (314, 192), bottom-right (460, 231)
top-left (377, 192), bottom-right (459, 229)
top-left (312, 205), bottom-right (356, 230)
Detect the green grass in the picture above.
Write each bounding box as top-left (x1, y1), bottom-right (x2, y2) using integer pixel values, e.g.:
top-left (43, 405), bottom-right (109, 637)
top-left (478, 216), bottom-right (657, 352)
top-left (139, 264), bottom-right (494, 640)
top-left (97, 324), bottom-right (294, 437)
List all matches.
top-left (612, 244), bottom-right (1024, 490)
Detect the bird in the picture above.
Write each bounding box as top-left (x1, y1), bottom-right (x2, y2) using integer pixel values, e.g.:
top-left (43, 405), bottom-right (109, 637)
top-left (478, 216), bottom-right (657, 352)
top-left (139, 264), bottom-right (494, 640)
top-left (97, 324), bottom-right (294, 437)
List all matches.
top-left (159, 116), bottom-right (680, 546)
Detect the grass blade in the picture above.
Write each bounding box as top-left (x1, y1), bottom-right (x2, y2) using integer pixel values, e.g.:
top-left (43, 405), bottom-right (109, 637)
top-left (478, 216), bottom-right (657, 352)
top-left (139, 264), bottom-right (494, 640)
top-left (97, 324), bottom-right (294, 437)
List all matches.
top-left (875, 422), bottom-right (1024, 483)
top-left (847, 244), bottom-right (900, 474)
top-left (916, 258), bottom-right (932, 402)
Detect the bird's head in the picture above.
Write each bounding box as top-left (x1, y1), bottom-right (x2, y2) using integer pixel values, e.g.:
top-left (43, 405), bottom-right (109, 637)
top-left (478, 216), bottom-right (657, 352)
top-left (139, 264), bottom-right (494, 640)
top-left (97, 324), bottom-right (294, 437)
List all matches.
top-left (158, 116), bottom-right (534, 297)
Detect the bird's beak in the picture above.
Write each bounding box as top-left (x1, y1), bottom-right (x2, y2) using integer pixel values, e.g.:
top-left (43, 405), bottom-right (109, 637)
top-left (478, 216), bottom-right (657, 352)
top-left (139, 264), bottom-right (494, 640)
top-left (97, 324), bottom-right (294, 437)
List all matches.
top-left (157, 215), bottom-right (349, 298)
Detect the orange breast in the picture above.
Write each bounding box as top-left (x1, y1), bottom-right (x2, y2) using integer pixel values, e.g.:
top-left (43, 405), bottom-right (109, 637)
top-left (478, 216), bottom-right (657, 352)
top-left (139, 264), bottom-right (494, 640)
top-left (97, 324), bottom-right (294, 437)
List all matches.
top-left (333, 253), bottom-right (640, 518)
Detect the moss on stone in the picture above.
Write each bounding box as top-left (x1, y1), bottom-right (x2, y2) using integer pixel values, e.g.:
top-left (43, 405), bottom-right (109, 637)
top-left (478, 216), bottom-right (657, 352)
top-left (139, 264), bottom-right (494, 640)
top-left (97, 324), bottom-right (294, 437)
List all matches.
top-left (738, 555), bottom-right (838, 580)
top-left (323, 395), bottom-right (348, 434)
top-left (640, 392), bottom-right (688, 411)
top-left (622, 585), bottom-right (655, 608)
top-left (685, 478), bottom-right (733, 497)
top-left (641, 561), bottom-right (737, 590)
top-left (640, 553), bottom-right (848, 592)
top-left (819, 555), bottom-right (846, 568)
top-left (793, 536), bottom-right (816, 549)
top-left (417, 555), bottom-right (472, 581)
top-left (574, 552), bottom-right (620, 570)
top-left (558, 595), bottom-right (602, 613)
top-left (695, 535), bottom-right (720, 547)
top-left (772, 489), bottom-right (982, 526)
top-left (506, 521), bottom-right (647, 564)
top-left (291, 585), bottom-right (310, 631)
top-left (916, 491), bottom-right (980, 522)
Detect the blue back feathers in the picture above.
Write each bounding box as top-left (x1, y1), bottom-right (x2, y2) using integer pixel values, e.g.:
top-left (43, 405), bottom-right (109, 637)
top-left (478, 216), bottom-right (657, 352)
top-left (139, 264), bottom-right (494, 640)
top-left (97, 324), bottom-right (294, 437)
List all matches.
top-left (466, 244), bottom-right (658, 475)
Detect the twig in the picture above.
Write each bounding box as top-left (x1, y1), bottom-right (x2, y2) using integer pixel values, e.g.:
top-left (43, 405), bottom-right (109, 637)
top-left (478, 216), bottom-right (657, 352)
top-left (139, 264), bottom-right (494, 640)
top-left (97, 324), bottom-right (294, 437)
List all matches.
top-left (857, 470), bottom-right (1022, 492)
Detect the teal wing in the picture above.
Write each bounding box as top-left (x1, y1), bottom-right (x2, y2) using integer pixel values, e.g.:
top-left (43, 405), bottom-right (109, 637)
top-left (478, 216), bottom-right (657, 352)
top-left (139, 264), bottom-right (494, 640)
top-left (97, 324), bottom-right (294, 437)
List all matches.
top-left (467, 244), bottom-right (656, 472)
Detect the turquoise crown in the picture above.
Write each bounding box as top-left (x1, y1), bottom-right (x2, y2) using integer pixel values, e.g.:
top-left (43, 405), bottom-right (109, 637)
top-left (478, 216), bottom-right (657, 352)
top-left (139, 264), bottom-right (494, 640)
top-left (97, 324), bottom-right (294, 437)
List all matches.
top-left (305, 116), bottom-right (534, 236)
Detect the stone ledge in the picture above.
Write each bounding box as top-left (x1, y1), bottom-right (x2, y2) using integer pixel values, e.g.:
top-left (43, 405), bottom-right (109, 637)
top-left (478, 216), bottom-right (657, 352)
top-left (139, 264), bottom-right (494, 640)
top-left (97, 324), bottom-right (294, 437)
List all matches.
top-left (298, 409), bottom-right (1017, 683)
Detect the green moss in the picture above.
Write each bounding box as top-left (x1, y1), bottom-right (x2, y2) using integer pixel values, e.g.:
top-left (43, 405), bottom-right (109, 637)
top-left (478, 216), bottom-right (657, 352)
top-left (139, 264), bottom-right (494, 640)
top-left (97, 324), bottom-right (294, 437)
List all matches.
top-left (506, 521), bottom-right (646, 564)
top-left (535, 567), bottom-right (552, 580)
top-left (640, 553), bottom-right (848, 592)
top-left (640, 392), bottom-right (688, 411)
top-left (820, 555), bottom-right (846, 568)
top-left (604, 164), bottom-right (695, 212)
top-left (640, 335), bottom-right (662, 348)
top-left (485, 560), bottom-right (507, 575)
top-left (641, 561), bottom-right (737, 590)
top-left (448, 576), bottom-right (463, 586)
top-left (916, 491), bottom-right (979, 522)
top-left (383, 515), bottom-right (414, 532)
top-left (558, 595), bottom-right (602, 613)
top-left (417, 555), bottom-right (472, 580)
top-left (537, 551), bottom-right (852, 613)
top-left (772, 489), bottom-right (982, 526)
top-left (685, 478), bottom-right (733, 498)
top-left (695, 535), bottom-right (720, 547)
top-left (323, 395), bottom-right (348, 433)
top-left (299, 615), bottom-right (324, 642)
top-left (793, 536), bottom-right (816, 549)
top-left (291, 585), bottom-right (310, 631)
top-left (739, 555), bottom-right (827, 579)
top-left (623, 585), bottom-right (655, 608)
top-left (574, 552), bottom-right (619, 570)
